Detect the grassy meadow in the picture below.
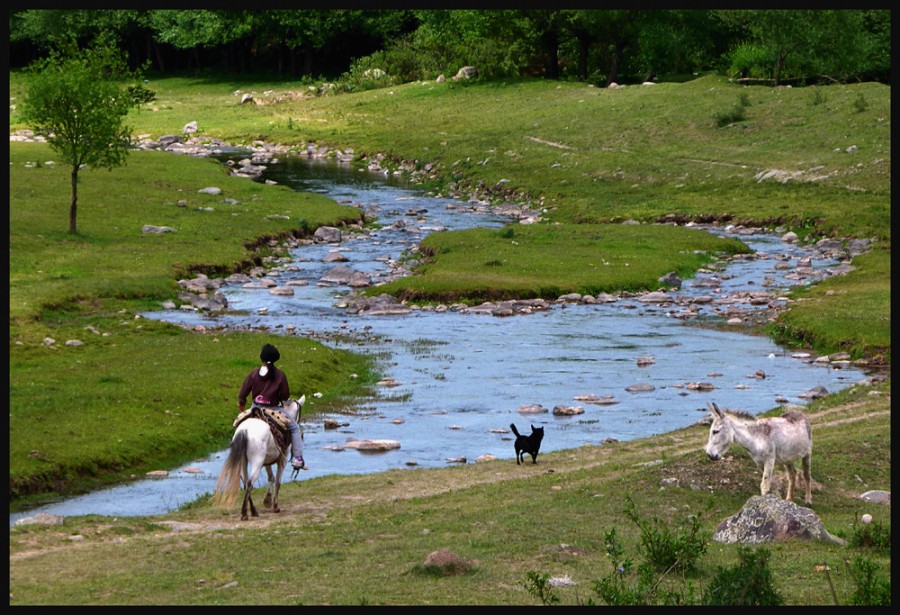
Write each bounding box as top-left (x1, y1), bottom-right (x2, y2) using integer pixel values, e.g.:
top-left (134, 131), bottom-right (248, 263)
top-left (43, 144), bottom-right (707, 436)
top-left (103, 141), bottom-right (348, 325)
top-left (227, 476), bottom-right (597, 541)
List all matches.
top-left (8, 70), bottom-right (890, 605)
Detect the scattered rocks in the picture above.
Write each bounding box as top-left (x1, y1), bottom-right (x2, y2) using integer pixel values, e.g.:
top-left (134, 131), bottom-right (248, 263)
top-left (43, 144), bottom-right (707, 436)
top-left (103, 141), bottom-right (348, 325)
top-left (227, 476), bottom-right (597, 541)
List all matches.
top-left (625, 383), bottom-right (656, 393)
top-left (858, 490), bottom-right (890, 505)
top-left (573, 394), bottom-right (619, 405)
top-left (552, 405), bottom-right (584, 416)
top-left (798, 385), bottom-right (829, 400)
top-left (452, 66), bottom-right (478, 81)
top-left (14, 513), bottom-right (64, 527)
top-left (142, 224), bottom-right (176, 234)
top-left (518, 404), bottom-right (548, 414)
top-left (323, 418), bottom-right (349, 430)
top-left (342, 438), bottom-right (401, 452)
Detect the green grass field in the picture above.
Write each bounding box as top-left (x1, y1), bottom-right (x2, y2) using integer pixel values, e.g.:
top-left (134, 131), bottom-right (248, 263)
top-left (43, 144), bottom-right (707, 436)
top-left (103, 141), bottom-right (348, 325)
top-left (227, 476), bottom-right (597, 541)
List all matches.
top-left (8, 71), bottom-right (890, 605)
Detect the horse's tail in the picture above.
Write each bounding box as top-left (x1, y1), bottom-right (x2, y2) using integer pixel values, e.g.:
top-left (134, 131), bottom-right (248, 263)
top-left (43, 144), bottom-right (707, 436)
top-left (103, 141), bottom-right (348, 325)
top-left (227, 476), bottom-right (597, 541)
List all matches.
top-left (213, 430), bottom-right (248, 509)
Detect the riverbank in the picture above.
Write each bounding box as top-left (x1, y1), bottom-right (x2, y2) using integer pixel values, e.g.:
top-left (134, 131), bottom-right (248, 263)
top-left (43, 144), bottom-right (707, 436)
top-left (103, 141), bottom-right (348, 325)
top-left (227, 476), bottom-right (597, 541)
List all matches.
top-left (8, 124), bottom-right (889, 507)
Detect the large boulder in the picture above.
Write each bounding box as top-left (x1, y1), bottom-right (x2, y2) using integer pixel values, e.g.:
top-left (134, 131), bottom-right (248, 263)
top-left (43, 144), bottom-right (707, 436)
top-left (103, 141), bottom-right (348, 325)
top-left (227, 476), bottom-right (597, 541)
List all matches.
top-left (713, 495), bottom-right (846, 545)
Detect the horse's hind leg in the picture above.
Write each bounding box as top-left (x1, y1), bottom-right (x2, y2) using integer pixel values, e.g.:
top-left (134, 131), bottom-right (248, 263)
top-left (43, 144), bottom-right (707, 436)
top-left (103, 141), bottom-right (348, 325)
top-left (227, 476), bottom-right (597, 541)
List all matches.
top-left (240, 488), bottom-right (252, 520)
top-left (801, 454), bottom-right (812, 506)
top-left (242, 488), bottom-right (258, 518)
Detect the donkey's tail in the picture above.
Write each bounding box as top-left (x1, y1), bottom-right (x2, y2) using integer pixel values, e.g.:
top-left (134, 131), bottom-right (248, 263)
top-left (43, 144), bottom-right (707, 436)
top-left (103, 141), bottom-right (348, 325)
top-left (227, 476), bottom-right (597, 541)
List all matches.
top-left (213, 430), bottom-right (248, 508)
top-left (509, 423), bottom-right (520, 437)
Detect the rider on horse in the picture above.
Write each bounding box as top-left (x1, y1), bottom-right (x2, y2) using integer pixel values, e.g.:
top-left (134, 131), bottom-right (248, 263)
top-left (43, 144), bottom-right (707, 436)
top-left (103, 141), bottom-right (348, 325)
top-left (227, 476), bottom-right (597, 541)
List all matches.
top-left (238, 343), bottom-right (307, 470)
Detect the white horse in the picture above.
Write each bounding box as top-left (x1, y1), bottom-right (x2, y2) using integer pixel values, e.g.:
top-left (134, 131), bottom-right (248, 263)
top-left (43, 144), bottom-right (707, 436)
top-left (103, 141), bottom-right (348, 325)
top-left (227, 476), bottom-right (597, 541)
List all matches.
top-left (705, 402), bottom-right (813, 506)
top-left (214, 396), bottom-right (304, 520)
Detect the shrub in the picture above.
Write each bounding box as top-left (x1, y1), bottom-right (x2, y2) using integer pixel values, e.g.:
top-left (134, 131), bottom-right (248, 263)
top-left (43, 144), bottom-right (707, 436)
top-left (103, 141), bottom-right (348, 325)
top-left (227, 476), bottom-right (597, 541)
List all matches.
top-left (523, 571), bottom-right (560, 605)
top-left (809, 88), bottom-right (827, 106)
top-left (703, 546), bottom-right (784, 606)
top-left (714, 100), bottom-right (748, 128)
top-left (727, 42), bottom-right (773, 79)
top-left (849, 516), bottom-right (891, 555)
top-left (623, 496), bottom-right (708, 574)
top-left (846, 556), bottom-right (891, 606)
top-left (591, 527), bottom-right (695, 606)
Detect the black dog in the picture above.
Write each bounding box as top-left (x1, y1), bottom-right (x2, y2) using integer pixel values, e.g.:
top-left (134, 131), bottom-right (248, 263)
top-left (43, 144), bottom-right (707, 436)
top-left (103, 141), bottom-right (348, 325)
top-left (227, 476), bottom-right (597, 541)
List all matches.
top-left (510, 423), bottom-right (544, 465)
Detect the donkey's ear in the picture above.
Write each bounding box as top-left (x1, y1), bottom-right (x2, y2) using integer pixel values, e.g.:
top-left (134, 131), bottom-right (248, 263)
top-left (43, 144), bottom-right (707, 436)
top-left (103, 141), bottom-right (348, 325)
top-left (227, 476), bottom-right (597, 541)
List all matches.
top-left (708, 402), bottom-right (722, 417)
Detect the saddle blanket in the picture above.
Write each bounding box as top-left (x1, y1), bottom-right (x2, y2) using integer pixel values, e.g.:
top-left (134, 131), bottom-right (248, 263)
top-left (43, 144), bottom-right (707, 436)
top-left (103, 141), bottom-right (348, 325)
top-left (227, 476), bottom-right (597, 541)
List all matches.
top-left (233, 406), bottom-right (290, 429)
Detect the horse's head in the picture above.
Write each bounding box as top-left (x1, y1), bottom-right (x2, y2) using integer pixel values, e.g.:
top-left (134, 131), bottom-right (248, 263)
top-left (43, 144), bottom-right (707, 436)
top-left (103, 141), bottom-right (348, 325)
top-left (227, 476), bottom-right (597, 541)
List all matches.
top-left (705, 402), bottom-right (734, 461)
top-left (282, 395), bottom-right (305, 422)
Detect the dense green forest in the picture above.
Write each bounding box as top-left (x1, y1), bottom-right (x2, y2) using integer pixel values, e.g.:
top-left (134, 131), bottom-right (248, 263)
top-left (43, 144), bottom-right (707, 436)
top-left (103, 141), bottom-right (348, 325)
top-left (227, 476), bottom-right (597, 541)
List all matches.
top-left (8, 9), bottom-right (890, 87)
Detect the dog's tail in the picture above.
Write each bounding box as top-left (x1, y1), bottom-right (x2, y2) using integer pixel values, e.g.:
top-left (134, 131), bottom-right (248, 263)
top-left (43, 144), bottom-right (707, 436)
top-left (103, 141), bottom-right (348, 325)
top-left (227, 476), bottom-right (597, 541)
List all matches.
top-left (509, 423), bottom-right (520, 437)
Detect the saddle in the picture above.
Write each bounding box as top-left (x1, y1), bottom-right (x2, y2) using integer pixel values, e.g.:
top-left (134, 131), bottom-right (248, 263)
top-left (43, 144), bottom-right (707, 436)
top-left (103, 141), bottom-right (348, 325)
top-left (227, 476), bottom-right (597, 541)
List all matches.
top-left (233, 406), bottom-right (290, 451)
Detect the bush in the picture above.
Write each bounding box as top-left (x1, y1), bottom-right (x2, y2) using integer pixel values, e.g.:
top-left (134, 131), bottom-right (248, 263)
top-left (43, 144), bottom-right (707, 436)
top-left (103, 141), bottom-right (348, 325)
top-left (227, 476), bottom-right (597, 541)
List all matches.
top-left (809, 88), bottom-right (827, 106)
top-left (591, 527), bottom-right (696, 606)
top-left (849, 516), bottom-right (891, 555)
top-left (703, 546), bottom-right (784, 606)
top-left (714, 96), bottom-right (749, 127)
top-left (727, 42), bottom-right (773, 79)
top-left (523, 571), bottom-right (560, 606)
top-left (846, 556), bottom-right (891, 606)
top-left (623, 496), bottom-right (708, 574)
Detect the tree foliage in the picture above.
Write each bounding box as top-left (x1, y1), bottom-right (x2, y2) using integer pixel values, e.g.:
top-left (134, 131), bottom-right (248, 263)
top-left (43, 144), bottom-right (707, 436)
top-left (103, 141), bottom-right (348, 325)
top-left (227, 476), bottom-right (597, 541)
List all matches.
top-left (20, 42), bottom-right (148, 234)
top-left (9, 9), bottom-right (889, 84)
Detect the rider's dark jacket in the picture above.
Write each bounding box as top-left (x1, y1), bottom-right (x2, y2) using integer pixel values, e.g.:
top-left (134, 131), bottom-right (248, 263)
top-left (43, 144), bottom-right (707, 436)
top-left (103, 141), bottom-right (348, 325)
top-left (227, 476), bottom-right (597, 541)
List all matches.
top-left (238, 366), bottom-right (290, 408)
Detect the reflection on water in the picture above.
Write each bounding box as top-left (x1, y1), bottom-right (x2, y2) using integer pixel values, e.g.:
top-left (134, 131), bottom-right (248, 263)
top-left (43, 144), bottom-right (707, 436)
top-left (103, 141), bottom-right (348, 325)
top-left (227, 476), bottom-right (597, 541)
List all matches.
top-left (10, 154), bottom-right (871, 526)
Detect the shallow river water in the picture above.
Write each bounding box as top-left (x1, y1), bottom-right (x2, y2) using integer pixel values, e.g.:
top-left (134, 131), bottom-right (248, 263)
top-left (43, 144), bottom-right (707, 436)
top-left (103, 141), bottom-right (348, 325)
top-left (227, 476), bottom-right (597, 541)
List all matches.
top-left (10, 154), bottom-right (871, 526)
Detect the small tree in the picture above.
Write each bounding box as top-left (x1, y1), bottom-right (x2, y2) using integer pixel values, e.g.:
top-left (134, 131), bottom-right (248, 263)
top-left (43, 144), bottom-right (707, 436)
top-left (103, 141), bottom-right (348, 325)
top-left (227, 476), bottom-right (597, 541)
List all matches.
top-left (20, 42), bottom-right (149, 234)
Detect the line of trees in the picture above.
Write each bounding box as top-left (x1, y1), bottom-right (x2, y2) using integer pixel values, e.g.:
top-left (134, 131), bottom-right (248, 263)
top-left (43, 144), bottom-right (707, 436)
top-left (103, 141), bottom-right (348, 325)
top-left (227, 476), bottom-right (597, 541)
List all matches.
top-left (9, 9), bottom-right (890, 86)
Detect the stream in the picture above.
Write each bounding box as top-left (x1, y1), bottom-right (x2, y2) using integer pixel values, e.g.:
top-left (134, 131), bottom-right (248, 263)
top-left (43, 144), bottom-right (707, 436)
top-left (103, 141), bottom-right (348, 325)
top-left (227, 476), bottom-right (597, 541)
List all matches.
top-left (10, 153), bottom-right (872, 526)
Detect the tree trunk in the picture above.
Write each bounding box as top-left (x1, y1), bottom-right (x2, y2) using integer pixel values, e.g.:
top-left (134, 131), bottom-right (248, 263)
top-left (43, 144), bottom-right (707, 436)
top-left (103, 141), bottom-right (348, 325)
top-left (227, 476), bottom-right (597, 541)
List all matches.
top-left (577, 35), bottom-right (590, 82)
top-left (69, 167), bottom-right (79, 234)
top-left (542, 31), bottom-right (560, 79)
top-left (774, 53), bottom-right (785, 86)
top-left (302, 47), bottom-right (313, 77)
top-left (606, 39), bottom-right (627, 87)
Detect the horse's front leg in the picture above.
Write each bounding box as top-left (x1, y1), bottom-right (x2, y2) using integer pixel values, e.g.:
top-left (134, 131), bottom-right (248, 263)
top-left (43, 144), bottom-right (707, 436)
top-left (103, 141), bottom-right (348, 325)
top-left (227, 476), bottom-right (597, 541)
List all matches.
top-left (272, 462), bottom-right (286, 514)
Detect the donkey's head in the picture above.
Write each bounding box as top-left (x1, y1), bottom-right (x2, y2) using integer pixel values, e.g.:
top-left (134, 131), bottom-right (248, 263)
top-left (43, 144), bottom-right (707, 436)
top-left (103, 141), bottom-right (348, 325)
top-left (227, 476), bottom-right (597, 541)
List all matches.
top-left (705, 402), bottom-right (734, 461)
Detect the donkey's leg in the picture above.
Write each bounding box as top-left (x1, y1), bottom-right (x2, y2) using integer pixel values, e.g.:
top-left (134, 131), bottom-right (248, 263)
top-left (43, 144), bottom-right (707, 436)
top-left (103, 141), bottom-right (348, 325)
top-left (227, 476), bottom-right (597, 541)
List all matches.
top-left (801, 454), bottom-right (812, 506)
top-left (760, 459), bottom-right (775, 496)
top-left (783, 462), bottom-right (796, 501)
